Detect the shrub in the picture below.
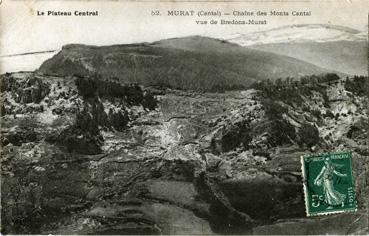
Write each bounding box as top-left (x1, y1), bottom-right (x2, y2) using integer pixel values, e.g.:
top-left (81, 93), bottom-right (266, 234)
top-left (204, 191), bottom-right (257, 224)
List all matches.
top-left (220, 122), bottom-right (252, 152)
top-left (335, 113), bottom-right (340, 120)
top-left (262, 99), bottom-right (288, 120)
top-left (298, 123), bottom-right (319, 147)
top-left (268, 119), bottom-right (296, 146)
top-left (75, 77), bottom-right (98, 98)
top-left (324, 110), bottom-right (335, 119)
top-left (317, 73), bottom-right (340, 83)
top-left (344, 76), bottom-right (368, 97)
top-left (302, 105), bottom-right (310, 112)
top-left (311, 109), bottom-right (321, 118)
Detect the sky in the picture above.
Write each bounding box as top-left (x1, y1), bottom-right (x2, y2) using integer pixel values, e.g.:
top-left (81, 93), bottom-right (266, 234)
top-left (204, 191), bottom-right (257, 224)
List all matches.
top-left (1, 0), bottom-right (368, 56)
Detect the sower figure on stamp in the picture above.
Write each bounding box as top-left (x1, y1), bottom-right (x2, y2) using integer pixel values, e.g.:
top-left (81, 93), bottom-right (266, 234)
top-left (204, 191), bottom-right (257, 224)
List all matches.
top-left (314, 158), bottom-right (347, 209)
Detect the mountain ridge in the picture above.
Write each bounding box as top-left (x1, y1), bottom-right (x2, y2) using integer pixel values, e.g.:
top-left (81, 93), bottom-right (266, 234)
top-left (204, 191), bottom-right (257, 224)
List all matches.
top-left (221, 24), bottom-right (367, 75)
top-left (38, 36), bottom-right (331, 92)
top-left (223, 24), bottom-right (366, 46)
top-left (250, 40), bottom-right (367, 75)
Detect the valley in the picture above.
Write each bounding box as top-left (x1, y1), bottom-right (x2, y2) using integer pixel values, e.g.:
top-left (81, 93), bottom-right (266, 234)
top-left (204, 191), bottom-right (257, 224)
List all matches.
top-left (1, 69), bottom-right (368, 234)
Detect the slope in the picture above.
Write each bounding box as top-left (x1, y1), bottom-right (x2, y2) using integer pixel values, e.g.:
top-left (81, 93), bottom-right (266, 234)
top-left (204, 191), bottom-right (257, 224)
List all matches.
top-left (38, 36), bottom-right (330, 92)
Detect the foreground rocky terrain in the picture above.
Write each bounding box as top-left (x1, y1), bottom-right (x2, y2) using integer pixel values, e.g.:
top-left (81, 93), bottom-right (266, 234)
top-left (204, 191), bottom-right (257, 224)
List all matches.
top-left (1, 71), bottom-right (368, 234)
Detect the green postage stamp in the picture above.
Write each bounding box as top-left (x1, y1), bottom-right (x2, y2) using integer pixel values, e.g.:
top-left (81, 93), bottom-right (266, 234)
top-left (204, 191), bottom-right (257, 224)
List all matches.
top-left (301, 152), bottom-right (357, 216)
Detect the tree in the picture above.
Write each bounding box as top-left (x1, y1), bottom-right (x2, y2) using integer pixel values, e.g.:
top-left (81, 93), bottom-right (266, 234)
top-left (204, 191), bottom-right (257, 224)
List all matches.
top-left (298, 123), bottom-right (319, 147)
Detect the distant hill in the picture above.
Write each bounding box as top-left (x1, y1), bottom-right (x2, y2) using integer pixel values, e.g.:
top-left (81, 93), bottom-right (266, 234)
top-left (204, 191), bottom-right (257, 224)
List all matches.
top-left (38, 36), bottom-right (329, 91)
top-left (250, 41), bottom-right (367, 76)
top-left (223, 24), bottom-right (367, 75)
top-left (224, 24), bottom-right (366, 46)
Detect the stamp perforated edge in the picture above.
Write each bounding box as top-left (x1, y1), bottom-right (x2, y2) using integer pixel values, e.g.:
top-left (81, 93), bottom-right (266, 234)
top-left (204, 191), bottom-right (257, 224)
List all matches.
top-left (301, 154), bottom-right (311, 217)
top-left (300, 151), bottom-right (358, 217)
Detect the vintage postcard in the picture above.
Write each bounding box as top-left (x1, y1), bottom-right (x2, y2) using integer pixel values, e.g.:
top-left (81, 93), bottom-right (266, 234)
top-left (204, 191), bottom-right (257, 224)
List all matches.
top-left (0, 0), bottom-right (368, 235)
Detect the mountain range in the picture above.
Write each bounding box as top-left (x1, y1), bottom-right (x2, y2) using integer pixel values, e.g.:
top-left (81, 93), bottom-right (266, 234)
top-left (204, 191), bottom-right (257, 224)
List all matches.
top-left (223, 24), bottom-right (366, 45)
top-left (38, 36), bottom-right (330, 92)
top-left (223, 24), bottom-right (367, 75)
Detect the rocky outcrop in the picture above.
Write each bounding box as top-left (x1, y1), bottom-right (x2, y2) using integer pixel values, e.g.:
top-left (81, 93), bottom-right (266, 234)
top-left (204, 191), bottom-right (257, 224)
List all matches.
top-left (1, 125), bottom-right (39, 146)
top-left (1, 73), bottom-right (50, 105)
top-left (253, 212), bottom-right (368, 235)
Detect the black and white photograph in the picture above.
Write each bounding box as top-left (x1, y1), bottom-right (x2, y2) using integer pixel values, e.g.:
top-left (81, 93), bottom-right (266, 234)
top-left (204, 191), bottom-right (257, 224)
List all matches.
top-left (0, 1), bottom-right (368, 234)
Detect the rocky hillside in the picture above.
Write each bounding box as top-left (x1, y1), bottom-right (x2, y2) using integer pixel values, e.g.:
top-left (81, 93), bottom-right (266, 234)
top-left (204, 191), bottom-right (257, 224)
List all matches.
top-left (37, 37), bottom-right (329, 92)
top-left (1, 70), bottom-right (368, 234)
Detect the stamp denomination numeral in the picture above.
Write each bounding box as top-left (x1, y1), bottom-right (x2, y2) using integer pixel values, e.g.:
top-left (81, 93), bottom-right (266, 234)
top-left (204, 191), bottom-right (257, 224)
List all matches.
top-left (311, 194), bottom-right (323, 207)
